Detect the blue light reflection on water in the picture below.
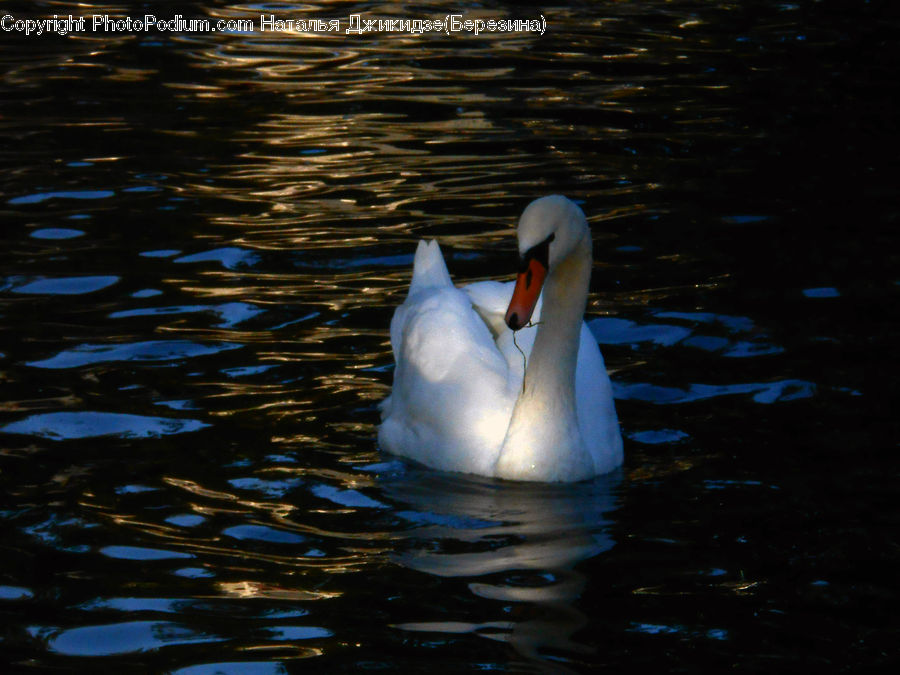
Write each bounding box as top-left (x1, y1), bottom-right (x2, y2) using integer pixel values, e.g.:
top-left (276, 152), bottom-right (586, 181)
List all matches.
top-left (30, 228), bottom-right (85, 240)
top-left (8, 190), bottom-right (116, 205)
top-left (0, 412), bottom-right (210, 440)
top-left (30, 621), bottom-right (225, 657)
top-left (27, 340), bottom-right (241, 369)
top-left (12, 275), bottom-right (120, 295)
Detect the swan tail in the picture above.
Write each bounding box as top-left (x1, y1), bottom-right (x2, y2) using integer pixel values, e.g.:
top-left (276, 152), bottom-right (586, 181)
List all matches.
top-left (409, 240), bottom-right (452, 295)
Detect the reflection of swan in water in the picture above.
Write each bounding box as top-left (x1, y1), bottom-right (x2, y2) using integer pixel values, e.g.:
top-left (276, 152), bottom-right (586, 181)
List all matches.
top-left (379, 466), bottom-right (622, 671)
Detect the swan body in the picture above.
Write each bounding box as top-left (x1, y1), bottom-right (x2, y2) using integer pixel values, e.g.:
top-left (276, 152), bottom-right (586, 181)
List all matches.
top-left (378, 196), bottom-right (623, 482)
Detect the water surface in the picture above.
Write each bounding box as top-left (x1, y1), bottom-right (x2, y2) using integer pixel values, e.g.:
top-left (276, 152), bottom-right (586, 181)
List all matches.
top-left (1, 2), bottom-right (897, 672)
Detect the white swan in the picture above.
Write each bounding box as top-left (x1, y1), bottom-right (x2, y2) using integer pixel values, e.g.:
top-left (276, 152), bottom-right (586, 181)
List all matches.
top-left (378, 195), bottom-right (623, 482)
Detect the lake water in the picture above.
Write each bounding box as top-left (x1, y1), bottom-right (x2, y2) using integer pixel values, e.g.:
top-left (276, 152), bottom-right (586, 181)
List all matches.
top-left (1, 2), bottom-right (897, 673)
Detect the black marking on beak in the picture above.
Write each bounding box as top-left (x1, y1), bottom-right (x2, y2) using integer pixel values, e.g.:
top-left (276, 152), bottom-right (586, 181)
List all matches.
top-left (517, 232), bottom-right (555, 273)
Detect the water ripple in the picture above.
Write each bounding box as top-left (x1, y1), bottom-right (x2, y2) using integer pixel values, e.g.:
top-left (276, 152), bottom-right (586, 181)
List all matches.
top-left (614, 378), bottom-right (816, 405)
top-left (1, 412), bottom-right (210, 440)
top-left (0, 1), bottom-right (892, 672)
top-left (27, 340), bottom-right (241, 369)
top-left (31, 621), bottom-right (224, 656)
top-left (12, 275), bottom-right (119, 295)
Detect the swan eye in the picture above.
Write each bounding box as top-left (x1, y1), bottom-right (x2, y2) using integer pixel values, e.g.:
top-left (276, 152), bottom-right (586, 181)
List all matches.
top-left (518, 232), bottom-right (555, 272)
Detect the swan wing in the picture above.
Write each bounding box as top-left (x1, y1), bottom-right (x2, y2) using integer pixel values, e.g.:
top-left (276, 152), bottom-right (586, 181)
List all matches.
top-left (575, 323), bottom-right (624, 474)
top-left (388, 239), bottom-right (452, 360)
top-left (461, 279), bottom-right (517, 339)
top-left (379, 242), bottom-right (515, 475)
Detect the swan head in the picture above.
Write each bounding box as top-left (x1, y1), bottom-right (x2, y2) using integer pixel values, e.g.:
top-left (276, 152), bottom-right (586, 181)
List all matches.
top-left (505, 195), bottom-right (589, 330)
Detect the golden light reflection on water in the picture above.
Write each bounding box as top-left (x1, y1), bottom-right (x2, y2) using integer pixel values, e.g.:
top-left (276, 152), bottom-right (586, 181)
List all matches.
top-left (217, 581), bottom-right (339, 601)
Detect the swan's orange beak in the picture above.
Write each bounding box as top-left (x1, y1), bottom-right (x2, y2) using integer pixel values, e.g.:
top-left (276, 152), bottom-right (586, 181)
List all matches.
top-left (505, 257), bottom-right (547, 331)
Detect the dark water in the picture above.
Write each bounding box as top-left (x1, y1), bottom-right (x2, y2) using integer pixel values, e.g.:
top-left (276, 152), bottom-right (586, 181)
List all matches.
top-left (1, 1), bottom-right (898, 672)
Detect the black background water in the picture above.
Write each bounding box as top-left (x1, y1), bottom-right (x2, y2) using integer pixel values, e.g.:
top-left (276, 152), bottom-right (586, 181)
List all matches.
top-left (1, 2), bottom-right (897, 673)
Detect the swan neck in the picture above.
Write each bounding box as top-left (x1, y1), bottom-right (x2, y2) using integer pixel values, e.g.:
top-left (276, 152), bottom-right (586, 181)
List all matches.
top-left (524, 235), bottom-right (591, 398)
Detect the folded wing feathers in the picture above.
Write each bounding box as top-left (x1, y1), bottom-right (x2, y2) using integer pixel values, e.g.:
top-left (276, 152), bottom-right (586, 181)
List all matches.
top-left (409, 240), bottom-right (453, 294)
top-left (390, 240), bottom-right (453, 365)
